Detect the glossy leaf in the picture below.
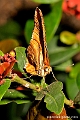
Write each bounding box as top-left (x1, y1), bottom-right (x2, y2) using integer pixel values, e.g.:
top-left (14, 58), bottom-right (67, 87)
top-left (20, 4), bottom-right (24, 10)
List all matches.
top-left (36, 81), bottom-right (64, 114)
top-left (33, 0), bottom-right (61, 4)
top-left (0, 20), bottom-right (21, 40)
top-left (44, 2), bottom-right (62, 42)
top-left (0, 39), bottom-right (19, 53)
top-left (70, 63), bottom-right (80, 78)
top-left (76, 73), bottom-right (80, 90)
top-left (66, 63), bottom-right (80, 100)
top-left (49, 47), bottom-right (80, 66)
top-left (44, 81), bottom-right (64, 114)
top-left (48, 36), bottom-right (59, 53)
top-left (25, 1), bottom-right (62, 43)
top-left (60, 31), bottom-right (77, 45)
top-left (24, 20), bottom-right (34, 44)
top-left (0, 79), bottom-right (11, 101)
top-left (66, 77), bottom-right (79, 100)
top-left (0, 50), bottom-right (4, 56)
top-left (35, 89), bottom-right (45, 100)
top-left (54, 60), bottom-right (72, 71)
top-left (0, 89), bottom-right (31, 105)
top-left (15, 47), bottom-right (26, 73)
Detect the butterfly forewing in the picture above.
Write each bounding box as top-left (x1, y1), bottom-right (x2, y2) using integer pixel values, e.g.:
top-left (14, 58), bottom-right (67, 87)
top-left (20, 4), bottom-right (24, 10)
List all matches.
top-left (25, 7), bottom-right (52, 77)
top-left (34, 7), bottom-right (50, 67)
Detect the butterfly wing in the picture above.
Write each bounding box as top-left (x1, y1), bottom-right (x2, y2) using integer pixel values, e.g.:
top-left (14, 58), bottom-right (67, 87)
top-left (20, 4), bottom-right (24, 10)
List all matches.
top-left (25, 8), bottom-right (42, 76)
top-left (35, 8), bottom-right (50, 67)
top-left (25, 7), bottom-right (51, 77)
top-left (34, 8), bottom-right (52, 75)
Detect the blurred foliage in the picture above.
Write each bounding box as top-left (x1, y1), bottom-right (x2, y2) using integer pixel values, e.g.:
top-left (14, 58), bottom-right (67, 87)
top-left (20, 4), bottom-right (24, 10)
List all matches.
top-left (25, 1), bottom-right (62, 43)
top-left (60, 31), bottom-right (80, 45)
top-left (0, 20), bottom-right (21, 40)
top-left (0, 39), bottom-right (19, 53)
top-left (33, 0), bottom-right (61, 4)
top-left (0, 0), bottom-right (80, 120)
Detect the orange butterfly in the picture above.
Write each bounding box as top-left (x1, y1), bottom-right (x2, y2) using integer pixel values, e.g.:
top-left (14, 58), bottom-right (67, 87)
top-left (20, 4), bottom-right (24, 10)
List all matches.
top-left (24, 7), bottom-right (55, 78)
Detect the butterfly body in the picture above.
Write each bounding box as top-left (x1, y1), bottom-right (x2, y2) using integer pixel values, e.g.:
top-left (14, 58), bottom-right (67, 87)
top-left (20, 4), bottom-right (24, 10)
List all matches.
top-left (24, 7), bottom-right (52, 77)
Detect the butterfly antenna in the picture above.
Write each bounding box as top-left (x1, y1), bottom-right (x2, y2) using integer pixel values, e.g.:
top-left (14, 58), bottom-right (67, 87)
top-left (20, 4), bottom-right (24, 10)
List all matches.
top-left (53, 63), bottom-right (74, 68)
top-left (51, 71), bottom-right (58, 81)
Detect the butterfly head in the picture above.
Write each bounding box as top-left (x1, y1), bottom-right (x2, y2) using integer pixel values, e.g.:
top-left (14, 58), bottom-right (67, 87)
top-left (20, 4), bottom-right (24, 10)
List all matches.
top-left (38, 65), bottom-right (52, 77)
top-left (44, 66), bottom-right (52, 76)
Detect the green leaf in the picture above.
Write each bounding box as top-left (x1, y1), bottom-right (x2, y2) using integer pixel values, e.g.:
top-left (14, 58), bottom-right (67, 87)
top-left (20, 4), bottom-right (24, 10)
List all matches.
top-left (60, 31), bottom-right (77, 45)
top-left (15, 47), bottom-right (26, 73)
top-left (48, 36), bottom-right (59, 53)
top-left (0, 79), bottom-right (11, 101)
top-left (76, 73), bottom-right (80, 90)
top-left (32, 0), bottom-right (61, 4)
top-left (0, 20), bottom-right (21, 40)
top-left (25, 1), bottom-right (62, 43)
top-left (54, 60), bottom-right (72, 71)
top-left (66, 63), bottom-right (80, 100)
top-left (0, 89), bottom-right (31, 105)
top-left (24, 20), bottom-right (34, 44)
top-left (35, 89), bottom-right (45, 100)
top-left (44, 81), bottom-right (64, 114)
top-left (0, 50), bottom-right (4, 56)
top-left (49, 47), bottom-right (80, 66)
top-left (70, 63), bottom-right (80, 78)
top-left (66, 77), bottom-right (79, 100)
top-left (36, 81), bottom-right (64, 114)
top-left (44, 2), bottom-right (62, 42)
top-left (0, 39), bottom-right (19, 53)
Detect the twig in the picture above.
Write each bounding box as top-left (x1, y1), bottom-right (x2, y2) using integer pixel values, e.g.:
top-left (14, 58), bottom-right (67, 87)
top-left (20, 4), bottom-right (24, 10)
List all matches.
top-left (11, 74), bottom-right (41, 92)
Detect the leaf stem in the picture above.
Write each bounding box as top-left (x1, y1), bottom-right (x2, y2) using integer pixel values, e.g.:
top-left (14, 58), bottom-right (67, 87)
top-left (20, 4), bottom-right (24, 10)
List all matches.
top-left (64, 97), bottom-right (74, 108)
top-left (12, 74), bottom-right (41, 92)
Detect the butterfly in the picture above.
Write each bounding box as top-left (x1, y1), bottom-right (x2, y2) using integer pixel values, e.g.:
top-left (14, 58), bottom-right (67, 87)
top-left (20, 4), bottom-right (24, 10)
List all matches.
top-left (24, 7), bottom-right (54, 78)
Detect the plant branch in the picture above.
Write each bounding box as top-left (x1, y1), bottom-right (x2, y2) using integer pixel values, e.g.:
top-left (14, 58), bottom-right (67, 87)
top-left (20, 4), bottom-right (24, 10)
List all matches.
top-left (64, 96), bottom-right (74, 108)
top-left (11, 74), bottom-right (41, 92)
